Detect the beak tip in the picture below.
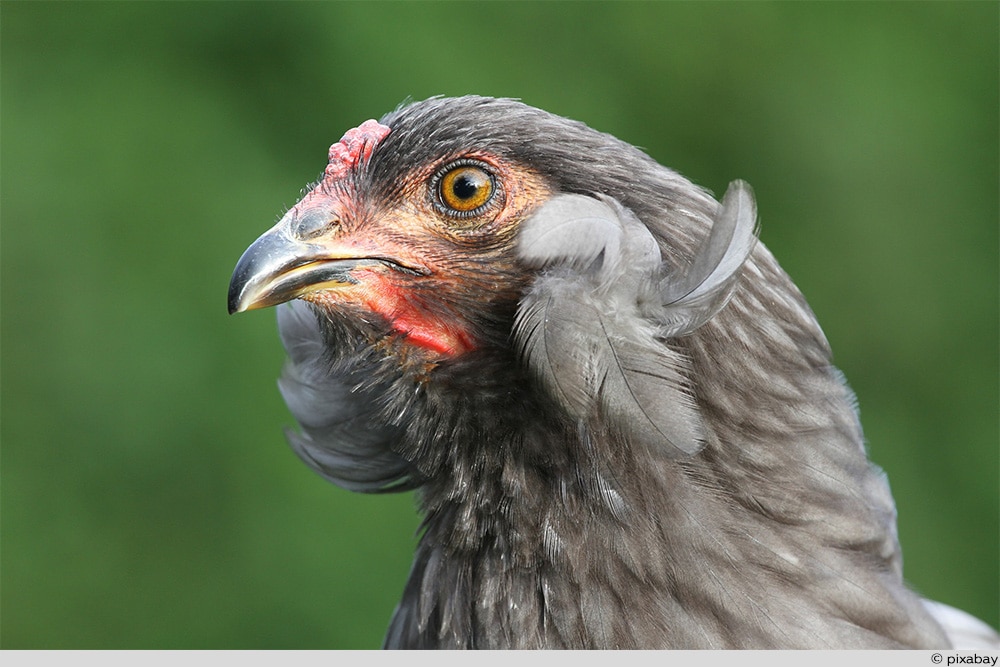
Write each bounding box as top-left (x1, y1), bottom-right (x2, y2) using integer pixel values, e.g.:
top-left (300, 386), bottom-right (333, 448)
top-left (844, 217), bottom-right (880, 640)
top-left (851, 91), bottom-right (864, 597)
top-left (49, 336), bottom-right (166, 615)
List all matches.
top-left (227, 228), bottom-right (293, 316)
top-left (227, 280), bottom-right (246, 315)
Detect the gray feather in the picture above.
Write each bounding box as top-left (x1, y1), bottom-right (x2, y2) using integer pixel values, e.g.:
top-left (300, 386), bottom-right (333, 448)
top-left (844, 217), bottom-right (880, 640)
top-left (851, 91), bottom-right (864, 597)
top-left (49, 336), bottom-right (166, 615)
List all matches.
top-left (515, 195), bottom-right (705, 457)
top-left (516, 195), bottom-right (629, 274)
top-left (922, 600), bottom-right (1000, 650)
top-left (276, 301), bottom-right (413, 492)
top-left (659, 180), bottom-right (759, 337)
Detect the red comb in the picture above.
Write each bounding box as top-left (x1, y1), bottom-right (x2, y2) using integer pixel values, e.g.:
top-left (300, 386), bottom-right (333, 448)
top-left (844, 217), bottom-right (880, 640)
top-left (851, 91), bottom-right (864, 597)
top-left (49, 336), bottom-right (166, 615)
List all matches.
top-left (325, 119), bottom-right (392, 179)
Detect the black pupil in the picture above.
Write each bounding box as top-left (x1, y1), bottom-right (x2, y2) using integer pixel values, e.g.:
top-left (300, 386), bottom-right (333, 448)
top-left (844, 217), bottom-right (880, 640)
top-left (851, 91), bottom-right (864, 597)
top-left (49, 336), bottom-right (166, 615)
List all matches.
top-left (452, 173), bottom-right (481, 200)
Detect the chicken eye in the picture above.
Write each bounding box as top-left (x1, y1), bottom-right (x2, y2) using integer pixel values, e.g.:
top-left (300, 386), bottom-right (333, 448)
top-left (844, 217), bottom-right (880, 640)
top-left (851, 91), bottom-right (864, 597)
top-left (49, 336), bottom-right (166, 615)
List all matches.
top-left (437, 164), bottom-right (495, 214)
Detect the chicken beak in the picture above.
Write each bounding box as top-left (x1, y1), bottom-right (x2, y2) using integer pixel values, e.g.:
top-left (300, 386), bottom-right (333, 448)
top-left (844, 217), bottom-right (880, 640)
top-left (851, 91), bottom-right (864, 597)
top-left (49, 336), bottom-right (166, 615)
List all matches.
top-left (227, 225), bottom-right (358, 314)
top-left (228, 203), bottom-right (430, 315)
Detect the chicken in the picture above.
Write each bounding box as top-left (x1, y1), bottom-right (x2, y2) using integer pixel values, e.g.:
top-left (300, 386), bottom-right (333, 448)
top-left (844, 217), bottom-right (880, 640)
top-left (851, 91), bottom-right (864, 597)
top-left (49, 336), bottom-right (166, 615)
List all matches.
top-left (227, 96), bottom-right (997, 649)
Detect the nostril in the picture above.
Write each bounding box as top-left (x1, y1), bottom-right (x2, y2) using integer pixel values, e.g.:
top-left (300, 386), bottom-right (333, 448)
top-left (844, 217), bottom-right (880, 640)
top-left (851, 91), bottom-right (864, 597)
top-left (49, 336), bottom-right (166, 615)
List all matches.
top-left (293, 208), bottom-right (339, 240)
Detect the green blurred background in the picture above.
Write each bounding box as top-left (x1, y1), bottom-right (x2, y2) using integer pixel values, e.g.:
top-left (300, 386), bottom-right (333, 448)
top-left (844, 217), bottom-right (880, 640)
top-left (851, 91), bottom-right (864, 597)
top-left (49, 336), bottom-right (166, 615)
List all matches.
top-left (2, 1), bottom-right (996, 649)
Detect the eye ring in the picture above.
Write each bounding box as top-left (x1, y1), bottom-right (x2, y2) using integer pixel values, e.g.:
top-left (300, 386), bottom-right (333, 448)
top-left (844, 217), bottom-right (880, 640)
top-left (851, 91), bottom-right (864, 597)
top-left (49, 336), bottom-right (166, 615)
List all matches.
top-left (433, 160), bottom-right (499, 218)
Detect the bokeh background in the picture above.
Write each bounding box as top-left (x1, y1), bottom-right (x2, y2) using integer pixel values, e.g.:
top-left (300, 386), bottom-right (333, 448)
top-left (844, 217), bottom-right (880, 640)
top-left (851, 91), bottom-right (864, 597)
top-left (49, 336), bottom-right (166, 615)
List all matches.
top-left (3, 1), bottom-right (996, 649)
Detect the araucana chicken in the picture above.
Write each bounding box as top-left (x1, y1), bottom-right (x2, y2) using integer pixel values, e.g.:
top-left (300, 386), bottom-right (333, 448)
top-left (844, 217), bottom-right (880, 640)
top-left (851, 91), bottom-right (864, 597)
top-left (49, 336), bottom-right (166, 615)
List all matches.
top-left (228, 95), bottom-right (997, 649)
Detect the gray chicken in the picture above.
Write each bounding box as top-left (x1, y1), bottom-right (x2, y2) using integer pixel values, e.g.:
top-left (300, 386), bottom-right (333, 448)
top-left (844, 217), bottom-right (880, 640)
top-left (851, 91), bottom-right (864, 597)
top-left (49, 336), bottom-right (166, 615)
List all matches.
top-left (228, 96), bottom-right (997, 649)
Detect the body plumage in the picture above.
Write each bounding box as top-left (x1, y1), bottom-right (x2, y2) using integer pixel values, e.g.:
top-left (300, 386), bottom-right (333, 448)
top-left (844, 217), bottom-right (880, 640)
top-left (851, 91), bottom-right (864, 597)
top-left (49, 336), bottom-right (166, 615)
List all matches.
top-left (229, 96), bottom-right (996, 649)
